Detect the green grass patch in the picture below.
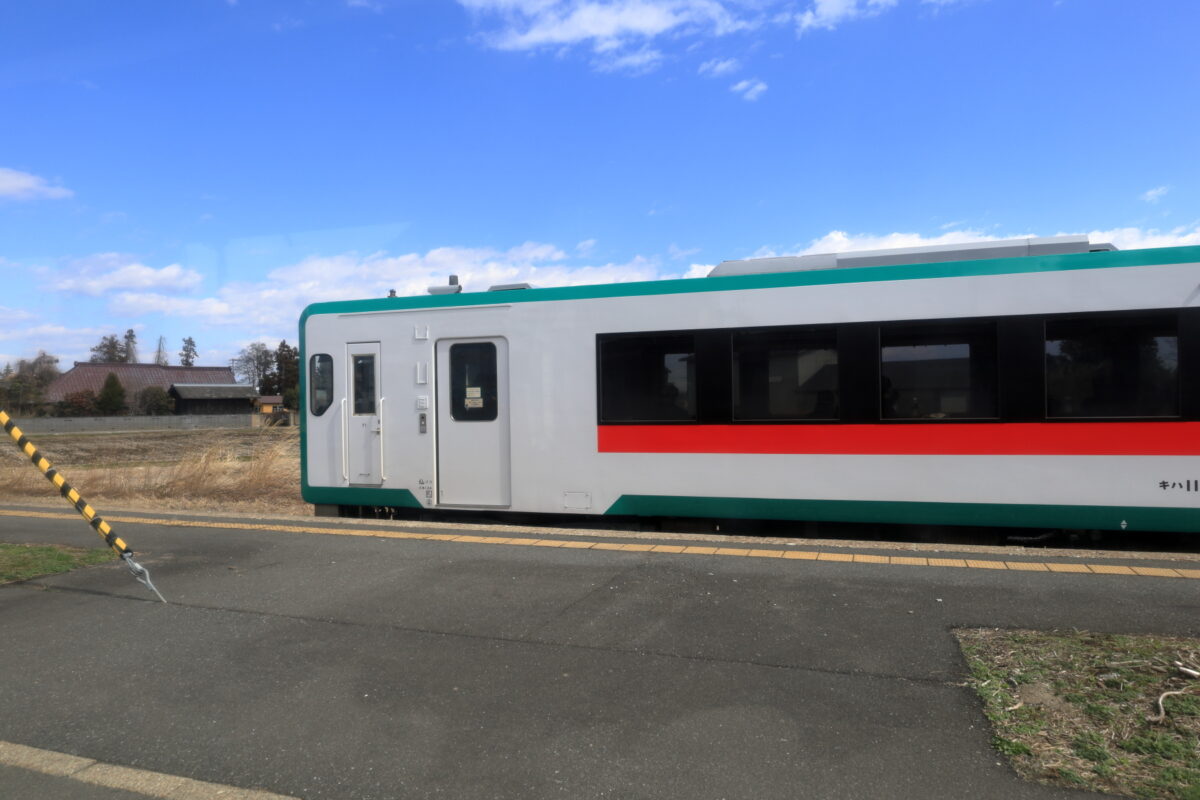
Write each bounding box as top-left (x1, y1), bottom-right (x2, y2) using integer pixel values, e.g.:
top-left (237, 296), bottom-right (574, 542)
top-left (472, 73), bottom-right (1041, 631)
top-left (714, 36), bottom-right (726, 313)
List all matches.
top-left (958, 628), bottom-right (1200, 799)
top-left (0, 542), bottom-right (118, 583)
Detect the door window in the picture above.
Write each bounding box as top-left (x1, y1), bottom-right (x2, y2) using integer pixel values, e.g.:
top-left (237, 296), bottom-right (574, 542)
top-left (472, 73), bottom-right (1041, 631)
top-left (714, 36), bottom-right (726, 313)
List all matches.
top-left (450, 342), bottom-right (498, 421)
top-left (352, 354), bottom-right (376, 415)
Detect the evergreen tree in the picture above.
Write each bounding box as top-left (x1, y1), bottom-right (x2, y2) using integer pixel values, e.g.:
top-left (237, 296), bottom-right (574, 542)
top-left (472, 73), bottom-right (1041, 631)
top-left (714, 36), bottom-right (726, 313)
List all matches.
top-left (122, 329), bottom-right (139, 363)
top-left (0, 352), bottom-right (60, 414)
top-left (275, 341), bottom-right (299, 401)
top-left (96, 373), bottom-right (127, 415)
top-left (89, 334), bottom-right (124, 363)
top-left (136, 386), bottom-right (173, 415)
top-left (0, 364), bottom-right (10, 410)
top-left (179, 337), bottom-right (198, 367)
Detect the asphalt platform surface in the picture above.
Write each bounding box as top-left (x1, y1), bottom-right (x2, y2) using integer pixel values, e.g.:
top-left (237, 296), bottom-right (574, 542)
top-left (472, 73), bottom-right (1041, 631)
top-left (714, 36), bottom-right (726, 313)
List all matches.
top-left (0, 504), bottom-right (1197, 800)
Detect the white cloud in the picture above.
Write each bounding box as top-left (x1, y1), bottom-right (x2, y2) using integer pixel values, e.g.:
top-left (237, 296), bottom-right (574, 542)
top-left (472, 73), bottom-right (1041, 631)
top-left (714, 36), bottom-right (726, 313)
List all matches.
top-left (0, 306), bottom-right (34, 323)
top-left (668, 243), bottom-right (700, 259)
top-left (53, 254), bottom-right (204, 296)
top-left (0, 323), bottom-right (110, 343)
top-left (460, 0), bottom-right (750, 71)
top-left (1076, 224), bottom-right (1200, 250)
top-left (698, 56), bottom-right (739, 76)
top-left (730, 77), bottom-right (767, 100)
top-left (595, 45), bottom-right (664, 72)
top-left (0, 167), bottom-right (73, 200)
top-left (753, 228), bottom-right (1020, 258)
top-left (796, 0), bottom-right (898, 33)
top-left (106, 241), bottom-right (692, 341)
top-left (0, 321), bottom-right (114, 366)
top-left (575, 238), bottom-right (598, 255)
top-left (799, 228), bottom-right (998, 254)
top-left (753, 224), bottom-right (1200, 260)
top-left (461, 0), bottom-right (959, 71)
top-left (1141, 185), bottom-right (1169, 204)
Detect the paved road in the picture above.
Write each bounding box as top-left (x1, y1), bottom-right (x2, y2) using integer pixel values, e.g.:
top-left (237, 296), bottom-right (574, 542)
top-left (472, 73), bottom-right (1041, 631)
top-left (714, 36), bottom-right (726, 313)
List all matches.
top-left (0, 505), bottom-right (1196, 799)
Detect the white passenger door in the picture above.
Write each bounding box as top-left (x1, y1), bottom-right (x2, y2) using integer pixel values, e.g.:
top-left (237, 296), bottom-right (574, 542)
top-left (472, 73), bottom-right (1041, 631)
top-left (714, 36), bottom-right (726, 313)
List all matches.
top-left (435, 338), bottom-right (510, 507)
top-left (346, 342), bottom-right (382, 486)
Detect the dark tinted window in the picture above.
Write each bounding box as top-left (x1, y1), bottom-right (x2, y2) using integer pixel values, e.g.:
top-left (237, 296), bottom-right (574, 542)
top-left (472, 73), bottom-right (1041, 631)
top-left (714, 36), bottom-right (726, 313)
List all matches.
top-left (881, 323), bottom-right (997, 419)
top-left (309, 354), bottom-right (333, 416)
top-left (600, 334), bottom-right (696, 422)
top-left (733, 329), bottom-right (838, 420)
top-left (352, 354), bottom-right (376, 415)
top-left (450, 342), bottom-right (498, 422)
top-left (1046, 314), bottom-right (1178, 418)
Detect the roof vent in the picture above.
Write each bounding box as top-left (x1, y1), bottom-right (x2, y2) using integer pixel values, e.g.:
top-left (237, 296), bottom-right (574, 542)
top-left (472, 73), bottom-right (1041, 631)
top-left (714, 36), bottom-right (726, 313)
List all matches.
top-left (488, 283), bottom-right (533, 292)
top-left (427, 275), bottom-right (462, 295)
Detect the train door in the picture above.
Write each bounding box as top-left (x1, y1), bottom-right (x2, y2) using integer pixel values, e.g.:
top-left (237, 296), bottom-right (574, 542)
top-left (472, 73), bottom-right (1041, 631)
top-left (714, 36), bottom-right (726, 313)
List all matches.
top-left (435, 337), bottom-right (511, 507)
top-left (346, 341), bottom-right (383, 486)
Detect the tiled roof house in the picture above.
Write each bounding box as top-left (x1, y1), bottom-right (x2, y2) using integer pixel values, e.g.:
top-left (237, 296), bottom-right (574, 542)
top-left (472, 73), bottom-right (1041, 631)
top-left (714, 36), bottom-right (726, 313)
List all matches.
top-left (45, 363), bottom-right (241, 403)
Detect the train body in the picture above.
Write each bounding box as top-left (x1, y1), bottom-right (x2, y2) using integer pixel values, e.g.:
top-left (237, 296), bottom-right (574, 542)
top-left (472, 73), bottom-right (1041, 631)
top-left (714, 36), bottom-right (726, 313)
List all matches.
top-left (300, 236), bottom-right (1200, 533)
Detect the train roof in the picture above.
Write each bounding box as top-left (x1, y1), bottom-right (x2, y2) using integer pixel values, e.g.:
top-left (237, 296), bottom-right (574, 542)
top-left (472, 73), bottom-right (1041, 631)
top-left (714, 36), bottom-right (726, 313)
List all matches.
top-left (708, 235), bottom-right (1113, 277)
top-left (301, 241), bottom-right (1200, 322)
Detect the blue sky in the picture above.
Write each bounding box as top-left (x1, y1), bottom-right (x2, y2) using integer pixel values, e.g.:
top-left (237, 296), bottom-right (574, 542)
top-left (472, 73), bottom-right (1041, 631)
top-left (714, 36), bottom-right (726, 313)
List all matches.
top-left (2, 0), bottom-right (1197, 370)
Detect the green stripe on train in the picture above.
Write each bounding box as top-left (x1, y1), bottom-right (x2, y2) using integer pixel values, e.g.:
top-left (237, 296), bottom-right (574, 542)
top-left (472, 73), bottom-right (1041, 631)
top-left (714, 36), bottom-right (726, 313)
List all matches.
top-left (603, 495), bottom-right (1200, 533)
top-left (302, 485), bottom-right (423, 508)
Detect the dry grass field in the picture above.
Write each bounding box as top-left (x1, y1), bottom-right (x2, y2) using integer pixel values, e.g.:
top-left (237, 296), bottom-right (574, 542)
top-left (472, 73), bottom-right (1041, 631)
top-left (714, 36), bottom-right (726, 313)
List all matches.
top-left (0, 427), bottom-right (307, 516)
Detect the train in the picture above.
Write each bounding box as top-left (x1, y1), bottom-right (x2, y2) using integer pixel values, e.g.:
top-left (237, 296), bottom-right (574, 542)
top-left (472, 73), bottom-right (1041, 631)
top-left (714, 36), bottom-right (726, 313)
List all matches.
top-left (299, 235), bottom-right (1200, 534)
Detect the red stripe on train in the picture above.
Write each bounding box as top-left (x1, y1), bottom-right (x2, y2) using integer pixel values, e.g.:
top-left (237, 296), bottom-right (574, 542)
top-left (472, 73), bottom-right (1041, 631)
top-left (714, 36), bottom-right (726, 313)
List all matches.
top-left (597, 422), bottom-right (1200, 456)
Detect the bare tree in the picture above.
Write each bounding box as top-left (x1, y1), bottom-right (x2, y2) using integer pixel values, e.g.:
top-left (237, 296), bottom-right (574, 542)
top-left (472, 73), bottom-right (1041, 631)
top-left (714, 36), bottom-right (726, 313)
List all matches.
top-left (153, 336), bottom-right (169, 366)
top-left (230, 342), bottom-right (275, 392)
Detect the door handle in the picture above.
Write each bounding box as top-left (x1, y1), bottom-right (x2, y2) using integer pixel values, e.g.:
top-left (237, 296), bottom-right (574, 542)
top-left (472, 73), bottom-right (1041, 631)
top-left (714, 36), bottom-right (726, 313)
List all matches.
top-left (377, 397), bottom-right (386, 480)
top-left (340, 398), bottom-right (348, 482)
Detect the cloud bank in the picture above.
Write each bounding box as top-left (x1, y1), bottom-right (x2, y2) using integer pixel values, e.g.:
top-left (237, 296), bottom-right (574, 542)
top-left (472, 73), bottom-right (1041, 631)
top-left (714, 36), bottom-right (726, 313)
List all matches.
top-left (0, 167), bottom-right (73, 201)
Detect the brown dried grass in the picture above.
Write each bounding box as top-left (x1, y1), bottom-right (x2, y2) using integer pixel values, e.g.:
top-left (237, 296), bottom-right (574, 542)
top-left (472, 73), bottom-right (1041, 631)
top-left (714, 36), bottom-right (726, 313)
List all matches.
top-left (0, 427), bottom-right (307, 515)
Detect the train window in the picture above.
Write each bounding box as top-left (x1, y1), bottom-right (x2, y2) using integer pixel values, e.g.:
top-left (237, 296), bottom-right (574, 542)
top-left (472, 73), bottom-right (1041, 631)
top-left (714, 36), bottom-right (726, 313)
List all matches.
top-left (450, 342), bottom-right (498, 422)
top-left (1046, 313), bottom-right (1178, 418)
top-left (309, 354), bottom-right (333, 416)
top-left (599, 334), bottom-right (697, 422)
top-left (881, 323), bottom-right (998, 419)
top-left (352, 354), bottom-right (377, 415)
top-left (733, 329), bottom-right (838, 420)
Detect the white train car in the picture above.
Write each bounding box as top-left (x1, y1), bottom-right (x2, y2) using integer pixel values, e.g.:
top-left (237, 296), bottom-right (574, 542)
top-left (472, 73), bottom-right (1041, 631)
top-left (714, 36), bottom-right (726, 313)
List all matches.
top-left (300, 236), bottom-right (1200, 533)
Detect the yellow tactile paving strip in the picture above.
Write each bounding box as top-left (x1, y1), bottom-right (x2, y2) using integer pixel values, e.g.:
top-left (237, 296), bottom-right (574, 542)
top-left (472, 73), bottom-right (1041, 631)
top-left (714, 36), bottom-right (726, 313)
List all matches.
top-left (0, 740), bottom-right (297, 799)
top-left (1, 508), bottom-right (1197, 581)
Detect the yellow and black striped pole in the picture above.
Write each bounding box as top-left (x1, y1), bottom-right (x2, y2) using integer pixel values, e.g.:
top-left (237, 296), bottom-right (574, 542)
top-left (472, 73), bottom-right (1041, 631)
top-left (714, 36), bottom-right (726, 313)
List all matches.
top-left (0, 409), bottom-right (166, 602)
